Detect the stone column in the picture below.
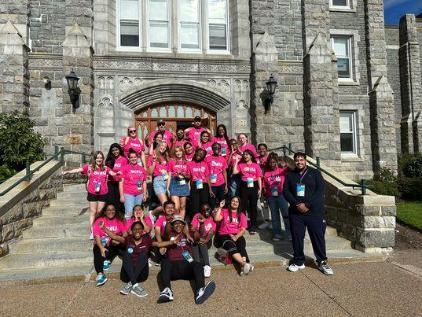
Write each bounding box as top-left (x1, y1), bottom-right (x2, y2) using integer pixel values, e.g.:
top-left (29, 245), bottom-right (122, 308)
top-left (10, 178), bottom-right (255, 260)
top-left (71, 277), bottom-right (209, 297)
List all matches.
top-left (62, 23), bottom-right (94, 163)
top-left (399, 14), bottom-right (422, 154)
top-left (0, 21), bottom-right (30, 113)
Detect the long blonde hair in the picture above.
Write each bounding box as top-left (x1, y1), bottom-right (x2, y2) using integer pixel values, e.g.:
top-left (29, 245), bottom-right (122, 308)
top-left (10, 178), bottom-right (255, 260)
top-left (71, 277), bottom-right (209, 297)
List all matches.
top-left (154, 141), bottom-right (170, 163)
top-left (90, 151), bottom-right (106, 171)
top-left (171, 145), bottom-right (186, 162)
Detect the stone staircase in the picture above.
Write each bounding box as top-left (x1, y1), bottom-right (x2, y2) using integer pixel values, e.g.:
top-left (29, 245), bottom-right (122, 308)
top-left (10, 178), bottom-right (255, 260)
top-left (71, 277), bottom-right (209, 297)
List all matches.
top-left (0, 184), bottom-right (371, 282)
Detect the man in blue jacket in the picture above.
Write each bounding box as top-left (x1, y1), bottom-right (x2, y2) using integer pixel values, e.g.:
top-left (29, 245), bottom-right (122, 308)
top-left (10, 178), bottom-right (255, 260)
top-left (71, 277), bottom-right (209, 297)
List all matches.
top-left (283, 152), bottom-right (334, 275)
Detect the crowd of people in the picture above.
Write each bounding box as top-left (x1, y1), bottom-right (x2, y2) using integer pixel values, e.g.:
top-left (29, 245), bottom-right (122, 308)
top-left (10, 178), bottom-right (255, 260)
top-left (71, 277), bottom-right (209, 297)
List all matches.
top-left (62, 115), bottom-right (334, 304)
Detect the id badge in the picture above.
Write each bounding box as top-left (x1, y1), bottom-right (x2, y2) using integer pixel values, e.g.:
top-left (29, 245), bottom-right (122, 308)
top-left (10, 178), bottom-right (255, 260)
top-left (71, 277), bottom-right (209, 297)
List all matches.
top-left (179, 177), bottom-right (186, 185)
top-left (210, 174), bottom-right (217, 184)
top-left (101, 237), bottom-right (108, 246)
top-left (182, 250), bottom-right (194, 263)
top-left (221, 148), bottom-right (227, 156)
top-left (196, 179), bottom-right (203, 189)
top-left (127, 247), bottom-right (134, 254)
top-left (95, 182), bottom-right (101, 193)
top-left (137, 180), bottom-right (142, 191)
top-left (296, 184), bottom-right (305, 197)
top-left (247, 178), bottom-right (254, 188)
top-left (271, 187), bottom-right (279, 197)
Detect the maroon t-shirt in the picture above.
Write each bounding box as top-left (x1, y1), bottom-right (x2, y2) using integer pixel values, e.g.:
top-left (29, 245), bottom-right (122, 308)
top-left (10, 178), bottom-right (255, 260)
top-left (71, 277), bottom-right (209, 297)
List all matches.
top-left (124, 235), bottom-right (152, 264)
top-left (166, 233), bottom-right (192, 262)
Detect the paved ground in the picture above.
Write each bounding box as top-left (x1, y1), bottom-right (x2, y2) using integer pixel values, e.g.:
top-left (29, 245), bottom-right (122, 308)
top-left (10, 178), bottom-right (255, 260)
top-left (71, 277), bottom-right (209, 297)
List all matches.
top-left (0, 248), bottom-right (421, 317)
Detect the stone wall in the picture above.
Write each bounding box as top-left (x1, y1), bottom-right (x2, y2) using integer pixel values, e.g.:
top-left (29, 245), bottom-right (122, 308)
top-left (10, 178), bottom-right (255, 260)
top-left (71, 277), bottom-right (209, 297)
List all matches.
top-left (0, 161), bottom-right (63, 255)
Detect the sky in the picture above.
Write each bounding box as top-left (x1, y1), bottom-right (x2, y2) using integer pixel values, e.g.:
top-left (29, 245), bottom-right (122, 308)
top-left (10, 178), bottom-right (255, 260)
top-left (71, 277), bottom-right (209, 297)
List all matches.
top-left (384, 0), bottom-right (422, 25)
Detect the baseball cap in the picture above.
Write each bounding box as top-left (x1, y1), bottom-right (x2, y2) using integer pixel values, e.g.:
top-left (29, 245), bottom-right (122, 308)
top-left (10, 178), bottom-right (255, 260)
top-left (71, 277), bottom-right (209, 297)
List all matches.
top-left (170, 215), bottom-right (186, 224)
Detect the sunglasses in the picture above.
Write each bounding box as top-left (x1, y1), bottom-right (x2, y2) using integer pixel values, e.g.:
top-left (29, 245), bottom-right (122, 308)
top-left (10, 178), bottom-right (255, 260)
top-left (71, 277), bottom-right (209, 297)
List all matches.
top-left (158, 123), bottom-right (165, 126)
top-left (129, 130), bottom-right (136, 133)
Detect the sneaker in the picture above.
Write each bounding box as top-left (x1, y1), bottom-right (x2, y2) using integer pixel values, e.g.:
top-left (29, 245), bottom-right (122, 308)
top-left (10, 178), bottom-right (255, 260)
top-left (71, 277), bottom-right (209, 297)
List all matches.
top-left (242, 262), bottom-right (252, 275)
top-left (120, 282), bottom-right (132, 295)
top-left (287, 263), bottom-right (305, 272)
top-left (195, 281), bottom-right (216, 305)
top-left (203, 265), bottom-right (211, 278)
top-left (89, 232), bottom-right (94, 240)
top-left (318, 261), bottom-right (334, 275)
top-left (96, 273), bottom-right (107, 287)
top-left (103, 260), bottom-right (111, 271)
top-left (148, 259), bottom-right (153, 268)
top-left (157, 287), bottom-right (174, 303)
top-left (249, 228), bottom-right (257, 235)
top-left (272, 234), bottom-right (282, 242)
top-left (131, 283), bottom-right (148, 298)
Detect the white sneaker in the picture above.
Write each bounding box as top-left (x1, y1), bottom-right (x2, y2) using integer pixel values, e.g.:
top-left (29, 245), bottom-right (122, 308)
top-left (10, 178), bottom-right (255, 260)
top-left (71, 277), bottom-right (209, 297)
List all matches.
top-left (242, 262), bottom-right (252, 275)
top-left (89, 232), bottom-right (94, 240)
top-left (203, 265), bottom-right (211, 278)
top-left (287, 263), bottom-right (305, 272)
top-left (318, 261), bottom-right (334, 275)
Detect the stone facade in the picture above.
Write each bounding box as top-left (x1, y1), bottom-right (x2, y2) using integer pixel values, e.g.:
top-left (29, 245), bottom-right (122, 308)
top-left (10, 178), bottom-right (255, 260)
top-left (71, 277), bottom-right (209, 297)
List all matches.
top-left (0, 1), bottom-right (420, 179)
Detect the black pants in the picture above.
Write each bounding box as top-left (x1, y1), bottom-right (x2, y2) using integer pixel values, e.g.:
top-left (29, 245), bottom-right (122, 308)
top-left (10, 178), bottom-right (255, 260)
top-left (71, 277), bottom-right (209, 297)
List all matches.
top-left (210, 184), bottom-right (226, 210)
top-left (93, 244), bottom-right (123, 274)
top-left (106, 181), bottom-right (125, 214)
top-left (160, 258), bottom-right (205, 293)
top-left (240, 181), bottom-right (259, 229)
top-left (289, 212), bottom-right (327, 265)
top-left (120, 252), bottom-right (149, 284)
top-left (189, 182), bottom-right (210, 218)
top-left (192, 240), bottom-right (212, 266)
top-left (215, 234), bottom-right (249, 263)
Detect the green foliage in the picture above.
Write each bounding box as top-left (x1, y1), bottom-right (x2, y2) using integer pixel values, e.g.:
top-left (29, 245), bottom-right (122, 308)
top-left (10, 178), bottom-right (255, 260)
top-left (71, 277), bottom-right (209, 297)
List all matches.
top-left (0, 112), bottom-right (45, 172)
top-left (367, 168), bottom-right (400, 197)
top-left (398, 177), bottom-right (422, 200)
top-left (399, 154), bottom-right (422, 178)
top-left (0, 165), bottom-right (16, 183)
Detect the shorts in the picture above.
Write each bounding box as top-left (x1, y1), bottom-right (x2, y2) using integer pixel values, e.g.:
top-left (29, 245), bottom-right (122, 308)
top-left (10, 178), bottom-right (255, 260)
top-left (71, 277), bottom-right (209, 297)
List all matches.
top-left (153, 175), bottom-right (167, 195)
top-left (169, 176), bottom-right (190, 197)
top-left (87, 192), bottom-right (107, 202)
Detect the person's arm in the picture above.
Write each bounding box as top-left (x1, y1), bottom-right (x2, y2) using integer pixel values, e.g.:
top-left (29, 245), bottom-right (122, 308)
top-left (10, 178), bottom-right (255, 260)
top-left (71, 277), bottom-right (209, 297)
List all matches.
top-left (142, 181), bottom-right (148, 201)
top-left (155, 226), bottom-right (163, 243)
top-left (213, 200), bottom-right (225, 222)
top-left (94, 235), bottom-right (108, 257)
top-left (231, 227), bottom-right (246, 241)
top-left (283, 174), bottom-right (300, 207)
top-left (223, 169), bottom-right (228, 194)
top-left (201, 229), bottom-right (214, 244)
top-left (147, 159), bottom-right (155, 175)
top-left (138, 216), bottom-right (151, 233)
top-left (257, 177), bottom-right (262, 198)
top-left (232, 159), bottom-right (240, 175)
top-left (153, 239), bottom-right (177, 248)
top-left (62, 167), bottom-right (83, 175)
top-left (302, 170), bottom-right (325, 210)
top-left (101, 226), bottom-right (125, 244)
top-left (119, 180), bottom-right (125, 203)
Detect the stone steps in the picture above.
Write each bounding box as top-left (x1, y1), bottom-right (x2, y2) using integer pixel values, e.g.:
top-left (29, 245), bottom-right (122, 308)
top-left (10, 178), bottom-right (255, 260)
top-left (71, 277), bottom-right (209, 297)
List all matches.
top-left (9, 237), bottom-right (92, 254)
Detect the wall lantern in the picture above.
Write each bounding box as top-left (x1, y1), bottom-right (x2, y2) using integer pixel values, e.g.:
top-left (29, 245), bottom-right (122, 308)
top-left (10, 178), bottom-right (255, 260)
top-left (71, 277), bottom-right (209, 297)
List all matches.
top-left (264, 74), bottom-right (278, 114)
top-left (65, 69), bottom-right (81, 112)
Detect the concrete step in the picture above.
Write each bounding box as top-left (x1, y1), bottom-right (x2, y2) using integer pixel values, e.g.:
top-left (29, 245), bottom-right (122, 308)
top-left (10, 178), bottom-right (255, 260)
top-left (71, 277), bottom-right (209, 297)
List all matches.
top-left (49, 199), bottom-right (87, 207)
top-left (23, 224), bottom-right (89, 239)
top-left (32, 215), bottom-right (87, 227)
top-left (9, 237), bottom-right (92, 254)
top-left (63, 184), bottom-right (87, 192)
top-left (41, 206), bottom-right (86, 216)
top-left (57, 192), bottom-right (88, 200)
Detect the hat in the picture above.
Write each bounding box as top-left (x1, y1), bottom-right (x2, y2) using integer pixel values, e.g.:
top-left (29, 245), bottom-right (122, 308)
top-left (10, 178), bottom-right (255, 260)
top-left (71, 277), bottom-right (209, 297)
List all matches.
top-left (158, 120), bottom-right (165, 126)
top-left (170, 215), bottom-right (186, 224)
top-left (194, 116), bottom-right (201, 122)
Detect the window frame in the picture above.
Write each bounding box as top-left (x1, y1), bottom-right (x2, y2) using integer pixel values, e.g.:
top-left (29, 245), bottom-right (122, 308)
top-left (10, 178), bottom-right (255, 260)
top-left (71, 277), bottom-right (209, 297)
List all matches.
top-left (146, 0), bottom-right (172, 52)
top-left (330, 0), bottom-right (351, 9)
top-left (116, 0), bottom-right (143, 51)
top-left (340, 111), bottom-right (358, 155)
top-left (178, 0), bottom-right (203, 53)
top-left (330, 35), bottom-right (354, 82)
top-left (205, 0), bottom-right (230, 54)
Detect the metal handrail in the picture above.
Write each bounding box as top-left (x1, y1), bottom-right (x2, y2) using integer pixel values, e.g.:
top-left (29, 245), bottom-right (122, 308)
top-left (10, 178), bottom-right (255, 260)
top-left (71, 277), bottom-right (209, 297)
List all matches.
top-left (0, 146), bottom-right (91, 197)
top-left (270, 144), bottom-right (367, 195)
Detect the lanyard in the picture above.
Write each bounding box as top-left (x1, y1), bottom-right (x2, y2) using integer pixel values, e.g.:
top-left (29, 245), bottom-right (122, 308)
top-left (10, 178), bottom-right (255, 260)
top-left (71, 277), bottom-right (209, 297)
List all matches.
top-left (299, 168), bottom-right (308, 184)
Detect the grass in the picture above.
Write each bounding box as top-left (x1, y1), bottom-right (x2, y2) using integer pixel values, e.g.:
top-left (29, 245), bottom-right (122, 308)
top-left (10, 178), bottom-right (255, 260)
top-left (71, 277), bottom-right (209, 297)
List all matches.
top-left (396, 201), bottom-right (422, 231)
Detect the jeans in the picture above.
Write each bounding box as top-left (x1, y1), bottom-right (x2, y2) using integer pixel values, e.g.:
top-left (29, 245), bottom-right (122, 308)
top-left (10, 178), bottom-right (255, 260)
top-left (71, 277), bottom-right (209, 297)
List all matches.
top-left (120, 252), bottom-right (149, 284)
top-left (267, 195), bottom-right (290, 236)
top-left (159, 258), bottom-right (205, 293)
top-left (124, 193), bottom-right (144, 219)
top-left (229, 174), bottom-right (241, 198)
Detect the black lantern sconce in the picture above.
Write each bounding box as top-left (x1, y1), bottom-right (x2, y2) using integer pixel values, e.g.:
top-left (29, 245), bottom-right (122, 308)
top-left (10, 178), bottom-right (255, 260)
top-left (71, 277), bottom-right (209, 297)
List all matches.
top-left (264, 74), bottom-right (278, 114)
top-left (65, 69), bottom-right (81, 112)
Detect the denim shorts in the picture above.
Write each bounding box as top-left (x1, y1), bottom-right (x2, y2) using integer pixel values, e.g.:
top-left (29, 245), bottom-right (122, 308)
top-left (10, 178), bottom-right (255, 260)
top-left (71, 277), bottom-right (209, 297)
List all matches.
top-left (153, 175), bottom-right (167, 195)
top-left (169, 176), bottom-right (190, 197)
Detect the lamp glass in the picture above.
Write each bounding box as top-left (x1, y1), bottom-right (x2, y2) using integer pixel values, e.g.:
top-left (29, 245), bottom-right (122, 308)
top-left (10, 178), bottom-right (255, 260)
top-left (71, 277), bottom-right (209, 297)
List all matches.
top-left (65, 71), bottom-right (79, 90)
top-left (266, 74), bottom-right (278, 95)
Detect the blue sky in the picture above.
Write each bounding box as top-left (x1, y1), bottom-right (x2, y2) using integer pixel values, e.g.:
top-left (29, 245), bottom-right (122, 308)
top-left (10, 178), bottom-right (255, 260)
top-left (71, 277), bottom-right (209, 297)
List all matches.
top-left (384, 0), bottom-right (422, 25)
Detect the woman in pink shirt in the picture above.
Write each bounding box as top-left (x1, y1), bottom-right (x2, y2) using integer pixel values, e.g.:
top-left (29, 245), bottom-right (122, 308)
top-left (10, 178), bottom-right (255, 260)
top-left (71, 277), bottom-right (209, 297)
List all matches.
top-left (183, 142), bottom-right (195, 162)
top-left (198, 131), bottom-right (214, 157)
top-left (263, 153), bottom-right (291, 241)
top-left (92, 204), bottom-right (126, 286)
top-left (173, 128), bottom-right (187, 150)
top-left (119, 150), bottom-right (148, 219)
top-left (148, 131), bottom-right (164, 155)
top-left (214, 124), bottom-right (230, 157)
top-left (237, 133), bottom-right (258, 158)
top-left (105, 143), bottom-right (127, 214)
top-left (187, 148), bottom-right (211, 219)
top-left (125, 204), bottom-right (153, 234)
top-left (228, 139), bottom-right (242, 197)
top-left (167, 146), bottom-right (190, 218)
top-left (205, 142), bottom-right (228, 209)
top-left (233, 149), bottom-right (262, 234)
top-left (147, 141), bottom-right (170, 205)
top-left (120, 126), bottom-right (146, 167)
top-left (63, 151), bottom-right (120, 235)
top-left (214, 198), bottom-right (253, 275)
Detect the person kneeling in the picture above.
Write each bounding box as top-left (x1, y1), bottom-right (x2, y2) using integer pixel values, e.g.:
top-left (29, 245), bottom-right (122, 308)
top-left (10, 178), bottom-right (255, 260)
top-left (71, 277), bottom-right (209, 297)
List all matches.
top-left (153, 215), bottom-right (216, 305)
top-left (103, 221), bottom-right (152, 297)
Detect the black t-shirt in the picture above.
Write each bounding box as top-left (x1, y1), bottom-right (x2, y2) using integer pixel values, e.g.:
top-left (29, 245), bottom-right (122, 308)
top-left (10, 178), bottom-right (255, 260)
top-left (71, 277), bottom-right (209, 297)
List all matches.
top-left (124, 235), bottom-right (152, 263)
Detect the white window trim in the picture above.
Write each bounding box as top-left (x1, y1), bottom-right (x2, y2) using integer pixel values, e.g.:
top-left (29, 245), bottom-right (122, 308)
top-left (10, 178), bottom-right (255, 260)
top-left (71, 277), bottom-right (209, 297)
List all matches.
top-left (204, 0), bottom-right (230, 54)
top-left (146, 0), bottom-right (172, 52)
top-left (329, 0), bottom-right (357, 12)
top-left (177, 0), bottom-right (202, 53)
top-left (340, 111), bottom-right (359, 156)
top-left (116, 0), bottom-right (143, 51)
top-left (330, 0), bottom-right (350, 9)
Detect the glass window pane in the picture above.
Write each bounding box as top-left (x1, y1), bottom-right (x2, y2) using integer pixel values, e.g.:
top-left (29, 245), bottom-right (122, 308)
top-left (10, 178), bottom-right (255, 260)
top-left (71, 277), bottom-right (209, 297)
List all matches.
top-left (120, 0), bottom-right (139, 20)
top-left (208, 0), bottom-right (226, 22)
top-left (185, 107), bottom-right (193, 117)
top-left (149, 0), bottom-right (168, 20)
top-left (181, 23), bottom-right (200, 49)
top-left (151, 108), bottom-right (158, 117)
top-left (159, 107), bottom-right (166, 117)
top-left (121, 21), bottom-right (139, 46)
top-left (209, 24), bottom-right (226, 50)
top-left (150, 21), bottom-right (169, 47)
top-left (180, 0), bottom-right (199, 22)
top-left (177, 105), bottom-right (184, 117)
top-left (332, 0), bottom-right (348, 6)
top-left (340, 133), bottom-right (354, 152)
top-left (333, 38), bottom-right (348, 57)
top-left (168, 106), bottom-right (176, 117)
top-left (340, 114), bottom-right (352, 132)
top-left (337, 58), bottom-right (350, 78)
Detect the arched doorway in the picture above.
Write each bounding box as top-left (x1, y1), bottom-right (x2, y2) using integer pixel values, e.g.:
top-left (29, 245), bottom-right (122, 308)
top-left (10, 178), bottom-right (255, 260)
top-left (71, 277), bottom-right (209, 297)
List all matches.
top-left (135, 102), bottom-right (217, 140)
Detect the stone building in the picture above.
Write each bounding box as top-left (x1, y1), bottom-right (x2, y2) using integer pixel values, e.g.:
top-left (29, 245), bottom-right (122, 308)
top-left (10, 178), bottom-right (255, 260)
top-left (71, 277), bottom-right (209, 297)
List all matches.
top-left (0, 0), bottom-right (420, 180)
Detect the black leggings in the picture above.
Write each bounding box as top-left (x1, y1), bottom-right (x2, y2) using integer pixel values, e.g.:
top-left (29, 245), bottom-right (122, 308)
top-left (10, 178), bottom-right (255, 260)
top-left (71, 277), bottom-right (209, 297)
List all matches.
top-left (210, 184), bottom-right (226, 210)
top-left (215, 234), bottom-right (249, 263)
top-left (189, 182), bottom-right (210, 218)
top-left (192, 240), bottom-right (212, 266)
top-left (93, 244), bottom-right (123, 274)
top-left (240, 181), bottom-right (259, 229)
top-left (160, 258), bottom-right (205, 293)
top-left (120, 252), bottom-right (149, 284)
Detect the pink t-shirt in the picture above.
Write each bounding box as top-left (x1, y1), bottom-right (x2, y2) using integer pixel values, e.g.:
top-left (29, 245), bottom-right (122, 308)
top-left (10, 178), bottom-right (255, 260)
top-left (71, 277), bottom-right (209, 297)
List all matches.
top-left (238, 162), bottom-right (262, 182)
top-left (125, 215), bottom-right (154, 231)
top-left (191, 213), bottom-right (216, 236)
top-left (92, 216), bottom-right (126, 245)
top-left (123, 137), bottom-right (145, 155)
top-left (185, 127), bottom-right (206, 146)
top-left (81, 164), bottom-right (111, 195)
top-left (229, 150), bottom-right (242, 169)
top-left (147, 155), bottom-right (169, 177)
top-left (199, 140), bottom-right (214, 157)
top-left (187, 160), bottom-right (209, 182)
top-left (174, 139), bottom-right (187, 149)
top-left (206, 155), bottom-right (227, 187)
top-left (239, 143), bottom-right (258, 158)
top-left (154, 215), bottom-right (169, 235)
top-left (218, 209), bottom-right (248, 235)
top-left (263, 167), bottom-right (289, 198)
top-left (185, 152), bottom-right (194, 162)
top-left (168, 159), bottom-right (189, 176)
top-left (121, 163), bottom-right (147, 195)
top-left (150, 130), bottom-right (174, 149)
top-left (214, 136), bottom-right (230, 156)
top-left (257, 154), bottom-right (269, 169)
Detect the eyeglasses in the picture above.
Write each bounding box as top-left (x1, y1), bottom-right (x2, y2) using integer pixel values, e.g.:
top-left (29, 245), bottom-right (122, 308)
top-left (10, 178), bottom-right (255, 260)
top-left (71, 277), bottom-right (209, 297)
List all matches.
top-left (129, 130), bottom-right (136, 133)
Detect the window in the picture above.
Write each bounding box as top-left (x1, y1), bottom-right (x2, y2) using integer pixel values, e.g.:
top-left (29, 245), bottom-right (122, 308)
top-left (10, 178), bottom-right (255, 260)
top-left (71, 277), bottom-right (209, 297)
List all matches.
top-left (179, 0), bottom-right (201, 50)
top-left (119, 0), bottom-right (140, 47)
top-left (330, 0), bottom-right (350, 8)
top-left (331, 36), bottom-right (352, 80)
top-left (207, 0), bottom-right (228, 51)
top-left (148, 0), bottom-right (170, 49)
top-left (340, 111), bottom-right (358, 154)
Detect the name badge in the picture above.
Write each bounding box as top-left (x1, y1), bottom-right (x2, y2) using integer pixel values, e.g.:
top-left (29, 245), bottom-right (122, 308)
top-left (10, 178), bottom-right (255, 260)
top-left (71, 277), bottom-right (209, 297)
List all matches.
top-left (179, 178), bottom-right (186, 185)
top-left (182, 250), bottom-right (194, 263)
top-left (195, 179), bottom-right (203, 189)
top-left (210, 174), bottom-right (217, 184)
top-left (296, 184), bottom-right (305, 197)
top-left (95, 182), bottom-right (101, 193)
top-left (137, 181), bottom-right (142, 191)
top-left (271, 187), bottom-right (279, 197)
top-left (101, 237), bottom-right (108, 246)
top-left (221, 148), bottom-right (227, 156)
top-left (247, 178), bottom-right (254, 188)
top-left (127, 247), bottom-right (134, 254)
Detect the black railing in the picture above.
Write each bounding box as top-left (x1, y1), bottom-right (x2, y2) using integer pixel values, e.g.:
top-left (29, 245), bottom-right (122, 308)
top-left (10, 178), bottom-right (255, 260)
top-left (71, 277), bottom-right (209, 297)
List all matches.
top-left (270, 144), bottom-right (367, 195)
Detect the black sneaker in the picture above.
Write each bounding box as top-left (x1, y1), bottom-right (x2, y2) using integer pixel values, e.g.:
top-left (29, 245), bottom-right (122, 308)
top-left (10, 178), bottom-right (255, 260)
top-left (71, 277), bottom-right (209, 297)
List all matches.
top-left (157, 287), bottom-right (174, 303)
top-left (249, 227), bottom-right (257, 235)
top-left (195, 281), bottom-right (216, 304)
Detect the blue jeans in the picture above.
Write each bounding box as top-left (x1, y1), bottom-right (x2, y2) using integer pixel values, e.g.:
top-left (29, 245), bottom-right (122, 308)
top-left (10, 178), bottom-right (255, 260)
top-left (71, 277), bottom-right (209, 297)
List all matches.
top-left (267, 195), bottom-right (289, 236)
top-left (229, 174), bottom-right (241, 198)
top-left (124, 193), bottom-right (144, 219)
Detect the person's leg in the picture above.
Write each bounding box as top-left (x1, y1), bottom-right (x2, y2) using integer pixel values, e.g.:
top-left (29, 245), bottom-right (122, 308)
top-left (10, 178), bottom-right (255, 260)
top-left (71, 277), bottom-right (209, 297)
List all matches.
top-left (220, 235), bottom-right (244, 265)
top-left (268, 197), bottom-right (282, 237)
top-left (190, 261), bottom-right (205, 293)
top-left (93, 245), bottom-right (104, 274)
top-left (97, 201), bottom-right (106, 215)
top-left (279, 195), bottom-right (291, 237)
top-left (192, 245), bottom-right (202, 264)
top-left (134, 193), bottom-right (144, 206)
top-left (306, 215), bottom-right (328, 264)
top-left (235, 236), bottom-right (250, 263)
top-left (199, 243), bottom-right (210, 266)
top-left (191, 187), bottom-right (200, 216)
top-left (89, 201), bottom-right (98, 228)
top-left (171, 196), bottom-right (181, 214)
top-left (133, 253), bottom-right (150, 283)
top-left (210, 186), bottom-right (218, 210)
top-left (289, 212), bottom-right (306, 265)
top-left (249, 186), bottom-right (259, 229)
top-left (200, 184), bottom-right (210, 207)
top-left (239, 184), bottom-right (248, 222)
top-left (159, 258), bottom-right (173, 290)
top-left (124, 194), bottom-right (135, 220)
top-left (121, 251), bottom-right (136, 284)
top-left (179, 196), bottom-right (187, 218)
